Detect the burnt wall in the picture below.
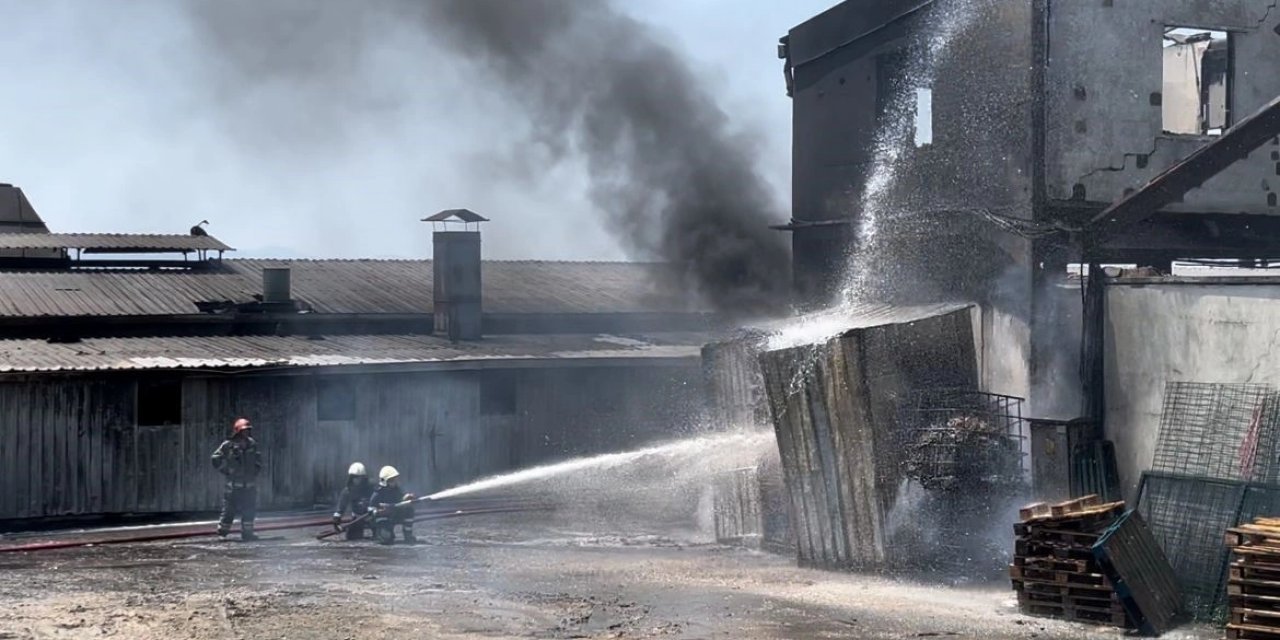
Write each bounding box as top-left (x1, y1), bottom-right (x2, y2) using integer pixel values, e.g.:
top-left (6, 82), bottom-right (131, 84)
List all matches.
top-left (0, 362), bottom-right (703, 521)
top-left (787, 0), bottom-right (1037, 308)
top-left (1046, 1), bottom-right (1280, 214)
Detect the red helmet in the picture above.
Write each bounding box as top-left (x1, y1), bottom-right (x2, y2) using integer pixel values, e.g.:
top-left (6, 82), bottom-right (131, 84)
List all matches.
top-left (233, 418), bottom-right (252, 434)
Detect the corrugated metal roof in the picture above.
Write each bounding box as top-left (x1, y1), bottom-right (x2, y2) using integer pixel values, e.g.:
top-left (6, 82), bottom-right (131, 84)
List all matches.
top-left (0, 332), bottom-right (706, 373)
top-left (0, 259), bottom-right (701, 317)
top-left (0, 233), bottom-right (232, 251)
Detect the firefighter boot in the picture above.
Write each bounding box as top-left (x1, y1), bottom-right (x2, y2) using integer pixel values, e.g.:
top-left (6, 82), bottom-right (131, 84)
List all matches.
top-left (375, 523), bottom-right (395, 545)
top-left (401, 523), bottom-right (417, 544)
top-left (240, 521), bottom-right (259, 542)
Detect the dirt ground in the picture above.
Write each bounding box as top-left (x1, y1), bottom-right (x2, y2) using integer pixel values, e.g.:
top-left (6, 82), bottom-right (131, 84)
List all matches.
top-left (0, 514), bottom-right (1216, 640)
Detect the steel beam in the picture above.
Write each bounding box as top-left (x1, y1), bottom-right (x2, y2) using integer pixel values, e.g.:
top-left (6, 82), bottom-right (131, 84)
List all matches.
top-left (1088, 94), bottom-right (1280, 244)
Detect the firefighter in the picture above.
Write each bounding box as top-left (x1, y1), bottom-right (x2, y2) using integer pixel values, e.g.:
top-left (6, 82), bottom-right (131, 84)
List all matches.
top-left (370, 465), bottom-right (416, 545)
top-left (211, 417), bottom-right (262, 541)
top-left (332, 462), bottom-right (374, 540)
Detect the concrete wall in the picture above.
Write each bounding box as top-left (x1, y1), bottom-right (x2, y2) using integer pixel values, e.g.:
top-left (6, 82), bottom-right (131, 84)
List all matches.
top-left (0, 362), bottom-right (703, 521)
top-left (1046, 1), bottom-right (1280, 213)
top-left (787, 0), bottom-right (1036, 308)
top-left (1105, 281), bottom-right (1280, 501)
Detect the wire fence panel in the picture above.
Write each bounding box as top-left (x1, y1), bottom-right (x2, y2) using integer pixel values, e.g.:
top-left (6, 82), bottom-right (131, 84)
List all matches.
top-left (1135, 472), bottom-right (1246, 622)
top-left (1150, 382), bottom-right (1280, 482)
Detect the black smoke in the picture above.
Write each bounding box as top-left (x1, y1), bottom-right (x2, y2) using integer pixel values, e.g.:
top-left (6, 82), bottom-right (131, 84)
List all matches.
top-left (181, 0), bottom-right (790, 316)
top-left (419, 0), bottom-right (791, 315)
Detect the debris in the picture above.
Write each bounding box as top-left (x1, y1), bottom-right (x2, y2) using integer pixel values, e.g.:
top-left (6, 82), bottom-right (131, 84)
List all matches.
top-left (1010, 495), bottom-right (1131, 629)
top-left (905, 415), bottom-right (1022, 492)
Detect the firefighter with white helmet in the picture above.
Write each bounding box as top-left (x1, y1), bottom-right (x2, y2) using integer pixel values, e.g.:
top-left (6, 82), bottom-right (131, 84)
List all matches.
top-left (332, 461), bottom-right (374, 540)
top-left (369, 465), bottom-right (416, 545)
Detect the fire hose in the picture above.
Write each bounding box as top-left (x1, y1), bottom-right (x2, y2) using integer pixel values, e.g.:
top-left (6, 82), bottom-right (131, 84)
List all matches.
top-left (318, 495), bottom-right (551, 540)
top-left (0, 503), bottom-right (548, 553)
top-left (0, 515), bottom-right (334, 553)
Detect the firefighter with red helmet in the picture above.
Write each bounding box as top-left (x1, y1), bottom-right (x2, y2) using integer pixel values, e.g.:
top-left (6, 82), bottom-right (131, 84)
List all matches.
top-left (211, 417), bottom-right (263, 540)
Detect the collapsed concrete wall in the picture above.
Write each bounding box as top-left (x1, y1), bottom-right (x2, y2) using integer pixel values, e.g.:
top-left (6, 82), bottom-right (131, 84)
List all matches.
top-left (758, 305), bottom-right (984, 569)
top-left (1105, 279), bottom-right (1280, 501)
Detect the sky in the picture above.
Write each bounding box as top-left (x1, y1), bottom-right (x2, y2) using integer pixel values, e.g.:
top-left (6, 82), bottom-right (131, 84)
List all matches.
top-left (0, 0), bottom-right (835, 260)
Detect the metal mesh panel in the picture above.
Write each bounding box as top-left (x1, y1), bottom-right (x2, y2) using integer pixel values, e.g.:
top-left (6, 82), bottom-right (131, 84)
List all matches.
top-left (900, 389), bottom-right (1027, 490)
top-left (1239, 484), bottom-right (1280, 523)
top-left (1136, 473), bottom-right (1246, 621)
top-left (1150, 382), bottom-right (1280, 482)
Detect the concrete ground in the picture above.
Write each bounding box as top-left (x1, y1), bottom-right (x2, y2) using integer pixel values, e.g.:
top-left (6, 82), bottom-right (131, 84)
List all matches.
top-left (0, 514), bottom-right (1217, 640)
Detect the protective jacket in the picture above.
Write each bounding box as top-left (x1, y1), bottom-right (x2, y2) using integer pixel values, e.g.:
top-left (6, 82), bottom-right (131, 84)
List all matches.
top-left (370, 483), bottom-right (408, 511)
top-left (335, 477), bottom-right (374, 517)
top-left (211, 436), bottom-right (262, 484)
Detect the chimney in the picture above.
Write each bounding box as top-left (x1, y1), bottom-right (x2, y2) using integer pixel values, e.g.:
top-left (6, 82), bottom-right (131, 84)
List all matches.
top-left (262, 267), bottom-right (292, 304)
top-left (422, 209), bottom-right (488, 341)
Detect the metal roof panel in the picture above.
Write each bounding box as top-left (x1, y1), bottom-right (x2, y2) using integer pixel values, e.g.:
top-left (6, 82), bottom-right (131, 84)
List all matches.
top-left (0, 332), bottom-right (707, 373)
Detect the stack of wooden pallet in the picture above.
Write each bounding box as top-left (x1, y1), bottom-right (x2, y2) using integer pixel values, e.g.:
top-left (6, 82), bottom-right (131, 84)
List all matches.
top-left (1012, 495), bottom-right (1129, 628)
top-left (1226, 518), bottom-right (1280, 639)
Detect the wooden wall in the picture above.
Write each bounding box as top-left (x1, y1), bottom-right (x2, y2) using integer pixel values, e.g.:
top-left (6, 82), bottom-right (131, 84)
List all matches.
top-left (0, 362), bottom-right (702, 521)
top-left (702, 334), bottom-right (771, 431)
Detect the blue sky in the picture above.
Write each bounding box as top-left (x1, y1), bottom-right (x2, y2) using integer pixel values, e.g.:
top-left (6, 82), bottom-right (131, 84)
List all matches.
top-left (0, 1), bottom-right (836, 260)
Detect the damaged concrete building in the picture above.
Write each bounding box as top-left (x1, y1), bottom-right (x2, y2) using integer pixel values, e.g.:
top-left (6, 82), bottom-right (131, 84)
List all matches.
top-left (777, 0), bottom-right (1280, 495)
top-left (0, 187), bottom-right (710, 523)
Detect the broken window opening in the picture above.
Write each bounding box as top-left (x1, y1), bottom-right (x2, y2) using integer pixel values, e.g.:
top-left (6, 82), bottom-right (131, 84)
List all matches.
top-left (875, 48), bottom-right (933, 148)
top-left (1162, 27), bottom-right (1231, 136)
top-left (137, 379), bottom-right (182, 426)
top-left (914, 87), bottom-right (934, 147)
top-left (316, 378), bottom-right (356, 422)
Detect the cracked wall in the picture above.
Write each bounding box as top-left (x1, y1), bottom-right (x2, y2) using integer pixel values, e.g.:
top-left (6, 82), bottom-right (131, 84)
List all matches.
top-left (1046, 1), bottom-right (1280, 213)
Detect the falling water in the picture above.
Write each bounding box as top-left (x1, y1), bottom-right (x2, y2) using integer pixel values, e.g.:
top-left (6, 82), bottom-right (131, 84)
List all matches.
top-left (841, 0), bottom-right (989, 306)
top-left (765, 0), bottom-right (989, 355)
top-left (426, 430), bottom-right (776, 500)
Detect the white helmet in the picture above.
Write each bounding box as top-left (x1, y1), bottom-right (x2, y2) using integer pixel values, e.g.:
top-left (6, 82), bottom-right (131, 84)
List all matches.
top-left (379, 465), bottom-right (400, 484)
top-left (347, 462), bottom-right (366, 477)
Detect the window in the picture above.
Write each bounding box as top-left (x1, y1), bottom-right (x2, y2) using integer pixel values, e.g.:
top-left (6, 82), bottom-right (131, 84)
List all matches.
top-left (316, 378), bottom-right (356, 421)
top-left (914, 87), bottom-right (934, 147)
top-left (480, 371), bottom-right (517, 416)
top-left (137, 379), bottom-right (182, 426)
top-left (875, 48), bottom-right (933, 148)
top-left (1162, 27), bottom-right (1231, 136)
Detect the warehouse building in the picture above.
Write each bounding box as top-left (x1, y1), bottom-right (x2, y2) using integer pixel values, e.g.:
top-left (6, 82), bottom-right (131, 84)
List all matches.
top-left (0, 186), bottom-right (711, 522)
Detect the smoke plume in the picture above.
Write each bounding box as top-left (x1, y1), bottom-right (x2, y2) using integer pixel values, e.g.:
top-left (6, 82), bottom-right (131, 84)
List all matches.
top-left (412, 0), bottom-right (790, 314)
top-left (174, 0), bottom-right (791, 315)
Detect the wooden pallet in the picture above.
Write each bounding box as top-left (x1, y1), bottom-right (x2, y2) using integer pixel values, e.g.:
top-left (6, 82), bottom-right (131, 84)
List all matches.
top-left (1017, 589), bottom-right (1119, 609)
top-left (1014, 556), bottom-right (1092, 572)
top-left (1021, 601), bottom-right (1129, 627)
top-left (1226, 622), bottom-right (1280, 640)
top-left (1014, 539), bottom-right (1095, 561)
top-left (1009, 564), bottom-right (1109, 587)
top-left (1231, 577), bottom-right (1280, 599)
top-left (1227, 518), bottom-right (1280, 640)
top-left (1012, 578), bottom-right (1117, 598)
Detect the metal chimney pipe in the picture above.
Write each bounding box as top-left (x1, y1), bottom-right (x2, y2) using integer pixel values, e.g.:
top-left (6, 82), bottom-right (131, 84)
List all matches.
top-left (433, 231), bottom-right (482, 341)
top-left (262, 267), bottom-right (292, 304)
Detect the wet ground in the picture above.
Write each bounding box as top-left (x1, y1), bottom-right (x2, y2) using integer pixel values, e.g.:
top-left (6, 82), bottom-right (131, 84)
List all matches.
top-left (0, 513), bottom-right (1217, 640)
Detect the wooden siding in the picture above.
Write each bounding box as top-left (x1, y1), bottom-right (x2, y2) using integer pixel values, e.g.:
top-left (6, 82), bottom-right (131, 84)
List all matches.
top-left (759, 308), bottom-right (979, 570)
top-left (702, 335), bottom-right (771, 431)
top-left (0, 363), bottom-right (702, 521)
